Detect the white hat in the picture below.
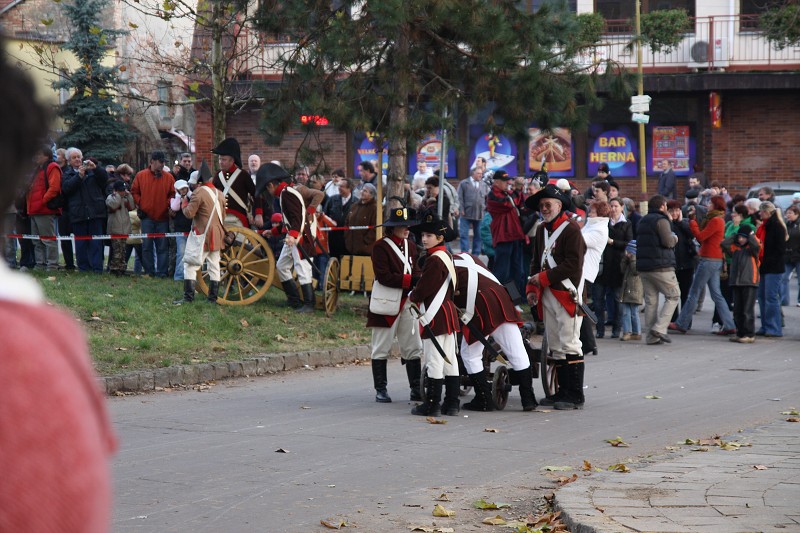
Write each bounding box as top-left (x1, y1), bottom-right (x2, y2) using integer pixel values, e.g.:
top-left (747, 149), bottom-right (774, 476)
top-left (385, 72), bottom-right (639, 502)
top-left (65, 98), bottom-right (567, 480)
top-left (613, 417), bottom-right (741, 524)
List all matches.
top-left (188, 171), bottom-right (199, 185)
top-left (174, 179), bottom-right (189, 191)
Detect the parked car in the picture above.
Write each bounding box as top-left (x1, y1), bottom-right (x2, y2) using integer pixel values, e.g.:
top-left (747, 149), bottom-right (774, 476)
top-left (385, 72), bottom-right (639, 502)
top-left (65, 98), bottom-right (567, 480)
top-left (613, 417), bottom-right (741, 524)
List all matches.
top-left (746, 182), bottom-right (800, 212)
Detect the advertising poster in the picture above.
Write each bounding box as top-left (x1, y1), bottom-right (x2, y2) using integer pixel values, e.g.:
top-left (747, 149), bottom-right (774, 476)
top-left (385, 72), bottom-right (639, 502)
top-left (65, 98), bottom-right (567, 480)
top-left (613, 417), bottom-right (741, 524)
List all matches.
top-left (353, 131), bottom-right (389, 176)
top-left (587, 124), bottom-right (638, 178)
top-left (528, 127), bottom-right (573, 177)
top-left (408, 132), bottom-right (457, 178)
top-left (651, 125), bottom-right (691, 174)
top-left (469, 125), bottom-right (517, 175)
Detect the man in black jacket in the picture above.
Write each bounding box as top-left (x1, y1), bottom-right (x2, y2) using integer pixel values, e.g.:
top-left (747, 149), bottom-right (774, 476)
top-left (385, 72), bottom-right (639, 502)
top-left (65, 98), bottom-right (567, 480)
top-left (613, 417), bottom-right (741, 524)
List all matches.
top-left (323, 178), bottom-right (356, 258)
top-left (61, 148), bottom-right (108, 273)
top-left (636, 195), bottom-right (680, 345)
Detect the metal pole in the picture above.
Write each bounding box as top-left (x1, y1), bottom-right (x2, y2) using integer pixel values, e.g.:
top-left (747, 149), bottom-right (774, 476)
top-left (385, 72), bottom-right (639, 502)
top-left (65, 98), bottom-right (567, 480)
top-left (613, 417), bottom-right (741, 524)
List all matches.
top-left (376, 139), bottom-right (383, 239)
top-left (437, 108), bottom-right (447, 219)
top-left (636, 0), bottom-right (647, 199)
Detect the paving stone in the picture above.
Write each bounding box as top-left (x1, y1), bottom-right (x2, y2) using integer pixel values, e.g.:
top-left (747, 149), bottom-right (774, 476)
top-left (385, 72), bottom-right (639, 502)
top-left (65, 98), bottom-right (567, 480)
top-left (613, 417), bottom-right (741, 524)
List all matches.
top-left (166, 365), bottom-right (185, 386)
top-left (241, 360), bottom-right (257, 376)
top-left (283, 352), bottom-right (309, 370)
top-left (182, 364), bottom-right (199, 383)
top-left (196, 363), bottom-right (214, 382)
top-left (226, 361), bottom-right (244, 378)
top-left (121, 372), bottom-right (141, 392)
top-left (153, 368), bottom-right (170, 389)
top-left (104, 375), bottom-right (123, 394)
top-left (257, 355), bottom-right (283, 374)
top-left (307, 350), bottom-right (331, 367)
top-left (212, 362), bottom-right (230, 380)
top-left (612, 515), bottom-right (683, 532)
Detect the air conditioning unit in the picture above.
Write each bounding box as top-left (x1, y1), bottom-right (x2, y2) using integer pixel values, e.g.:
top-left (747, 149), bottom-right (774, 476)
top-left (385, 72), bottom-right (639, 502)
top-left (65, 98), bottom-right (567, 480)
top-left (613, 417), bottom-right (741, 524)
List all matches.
top-left (688, 39), bottom-right (729, 70)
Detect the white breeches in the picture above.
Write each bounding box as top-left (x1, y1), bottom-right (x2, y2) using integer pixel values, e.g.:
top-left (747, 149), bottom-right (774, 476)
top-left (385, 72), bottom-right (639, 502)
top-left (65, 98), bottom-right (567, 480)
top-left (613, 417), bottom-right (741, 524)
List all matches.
top-left (423, 333), bottom-right (459, 379)
top-left (460, 322), bottom-right (530, 374)
top-left (277, 242), bottom-right (313, 284)
top-left (370, 301), bottom-right (423, 361)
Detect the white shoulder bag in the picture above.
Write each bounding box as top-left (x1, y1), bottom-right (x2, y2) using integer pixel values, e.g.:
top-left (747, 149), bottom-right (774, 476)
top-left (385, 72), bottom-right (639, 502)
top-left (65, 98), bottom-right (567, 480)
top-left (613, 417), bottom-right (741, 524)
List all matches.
top-left (369, 239), bottom-right (410, 316)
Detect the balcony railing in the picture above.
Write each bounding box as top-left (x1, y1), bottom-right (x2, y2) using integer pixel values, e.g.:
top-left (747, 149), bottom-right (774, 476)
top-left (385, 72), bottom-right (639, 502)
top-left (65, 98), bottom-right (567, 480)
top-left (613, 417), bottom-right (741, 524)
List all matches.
top-left (599, 15), bottom-right (800, 72)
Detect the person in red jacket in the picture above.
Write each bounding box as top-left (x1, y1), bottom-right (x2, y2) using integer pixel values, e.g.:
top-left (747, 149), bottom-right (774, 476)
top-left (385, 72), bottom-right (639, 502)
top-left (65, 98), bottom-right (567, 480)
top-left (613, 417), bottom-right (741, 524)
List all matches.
top-left (486, 170), bottom-right (525, 295)
top-left (670, 195), bottom-right (736, 335)
top-left (409, 213), bottom-right (460, 417)
top-left (26, 146), bottom-right (62, 270)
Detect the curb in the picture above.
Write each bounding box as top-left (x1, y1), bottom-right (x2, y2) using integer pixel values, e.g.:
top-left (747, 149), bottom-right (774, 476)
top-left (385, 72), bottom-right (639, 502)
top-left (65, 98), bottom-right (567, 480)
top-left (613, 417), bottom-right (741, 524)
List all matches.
top-left (100, 344), bottom-right (373, 395)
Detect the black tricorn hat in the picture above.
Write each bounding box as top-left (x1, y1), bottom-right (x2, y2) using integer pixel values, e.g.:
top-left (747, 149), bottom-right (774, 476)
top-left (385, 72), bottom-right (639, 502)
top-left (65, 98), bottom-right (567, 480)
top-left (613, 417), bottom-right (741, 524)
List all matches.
top-left (255, 163), bottom-right (290, 197)
top-left (211, 137), bottom-right (242, 168)
top-left (382, 206), bottom-right (418, 227)
top-left (524, 183), bottom-right (568, 211)
top-left (413, 211), bottom-right (456, 242)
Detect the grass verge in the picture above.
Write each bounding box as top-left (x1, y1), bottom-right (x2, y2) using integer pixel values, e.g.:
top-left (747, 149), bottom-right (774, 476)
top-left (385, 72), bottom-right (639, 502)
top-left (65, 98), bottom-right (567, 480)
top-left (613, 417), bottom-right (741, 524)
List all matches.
top-left (33, 270), bottom-right (371, 376)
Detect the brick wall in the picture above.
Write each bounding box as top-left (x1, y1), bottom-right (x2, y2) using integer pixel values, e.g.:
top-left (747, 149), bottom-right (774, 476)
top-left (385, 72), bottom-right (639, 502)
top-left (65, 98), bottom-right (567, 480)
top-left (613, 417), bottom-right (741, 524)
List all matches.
top-left (708, 92), bottom-right (800, 196)
top-left (194, 106), bottom-right (348, 173)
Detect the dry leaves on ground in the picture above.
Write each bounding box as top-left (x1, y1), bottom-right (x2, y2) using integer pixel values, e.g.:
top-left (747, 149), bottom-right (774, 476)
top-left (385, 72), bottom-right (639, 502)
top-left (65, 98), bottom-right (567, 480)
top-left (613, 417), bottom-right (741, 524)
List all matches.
top-left (426, 417), bottom-right (447, 425)
top-left (556, 474), bottom-right (579, 486)
top-left (608, 463), bottom-right (630, 473)
top-left (483, 428), bottom-right (499, 433)
top-left (482, 515), bottom-right (507, 525)
top-left (432, 504), bottom-right (455, 517)
top-left (753, 465), bottom-right (768, 470)
top-left (605, 436), bottom-right (630, 447)
top-left (787, 417), bottom-right (800, 423)
top-left (320, 518), bottom-right (347, 529)
top-left (542, 465), bottom-right (573, 472)
top-left (433, 493), bottom-right (450, 502)
top-left (472, 499), bottom-right (511, 510)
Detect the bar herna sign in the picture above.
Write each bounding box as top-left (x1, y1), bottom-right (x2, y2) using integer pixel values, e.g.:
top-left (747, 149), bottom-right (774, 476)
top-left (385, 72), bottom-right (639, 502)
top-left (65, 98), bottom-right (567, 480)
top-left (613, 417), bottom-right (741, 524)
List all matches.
top-left (588, 128), bottom-right (636, 177)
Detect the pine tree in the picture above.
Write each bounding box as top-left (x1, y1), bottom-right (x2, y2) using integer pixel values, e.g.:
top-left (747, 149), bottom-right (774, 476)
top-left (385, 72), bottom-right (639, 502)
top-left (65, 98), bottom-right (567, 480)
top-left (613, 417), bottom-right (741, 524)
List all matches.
top-left (55, 0), bottom-right (131, 163)
top-left (255, 0), bottom-right (631, 205)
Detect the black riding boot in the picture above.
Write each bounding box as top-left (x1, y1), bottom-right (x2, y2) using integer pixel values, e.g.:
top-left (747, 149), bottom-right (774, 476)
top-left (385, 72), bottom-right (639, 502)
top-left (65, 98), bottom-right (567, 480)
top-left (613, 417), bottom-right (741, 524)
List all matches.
top-left (510, 367), bottom-right (537, 411)
top-left (554, 354), bottom-right (585, 410)
top-left (441, 376), bottom-right (461, 416)
top-left (539, 360), bottom-right (569, 406)
top-left (405, 358), bottom-right (423, 401)
top-left (372, 359), bottom-right (391, 403)
top-left (281, 280), bottom-right (302, 308)
top-left (462, 370), bottom-right (495, 411)
top-left (411, 377), bottom-right (442, 416)
top-left (173, 279), bottom-right (195, 305)
top-left (297, 283), bottom-right (315, 313)
top-left (207, 280), bottom-right (219, 304)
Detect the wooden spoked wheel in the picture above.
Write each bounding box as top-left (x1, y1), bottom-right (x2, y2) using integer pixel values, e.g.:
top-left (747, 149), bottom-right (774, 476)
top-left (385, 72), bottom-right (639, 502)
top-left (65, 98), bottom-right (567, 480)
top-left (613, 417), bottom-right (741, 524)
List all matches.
top-left (195, 227), bottom-right (275, 306)
top-left (540, 334), bottom-right (559, 397)
top-left (491, 364), bottom-right (510, 410)
top-left (322, 257), bottom-right (340, 317)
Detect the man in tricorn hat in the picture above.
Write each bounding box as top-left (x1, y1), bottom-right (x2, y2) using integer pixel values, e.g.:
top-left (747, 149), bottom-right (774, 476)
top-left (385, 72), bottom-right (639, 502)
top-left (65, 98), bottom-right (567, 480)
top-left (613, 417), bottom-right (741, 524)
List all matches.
top-left (525, 184), bottom-right (587, 410)
top-left (366, 201), bottom-right (424, 404)
top-left (211, 137), bottom-right (263, 229)
top-left (256, 162), bottom-right (324, 312)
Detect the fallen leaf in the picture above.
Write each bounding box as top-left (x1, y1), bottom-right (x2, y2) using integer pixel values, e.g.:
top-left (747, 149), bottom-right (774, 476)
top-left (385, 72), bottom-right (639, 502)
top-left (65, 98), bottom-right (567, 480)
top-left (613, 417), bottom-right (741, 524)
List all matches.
top-left (753, 465), bottom-right (768, 470)
top-left (433, 493), bottom-right (450, 501)
top-left (91, 311), bottom-right (99, 317)
top-left (692, 447), bottom-right (709, 452)
top-left (337, 332), bottom-right (349, 339)
top-left (426, 417), bottom-right (447, 424)
top-left (720, 441), bottom-right (748, 451)
top-left (432, 503), bottom-right (455, 517)
top-left (482, 515), bottom-right (507, 525)
top-left (275, 448), bottom-right (289, 453)
top-left (276, 334), bottom-right (286, 341)
top-left (556, 474), bottom-right (578, 485)
top-left (90, 316), bottom-right (102, 321)
top-left (787, 417), bottom-right (800, 423)
top-left (608, 463), bottom-right (630, 473)
top-left (781, 409), bottom-right (799, 415)
top-left (582, 460), bottom-right (593, 471)
top-left (300, 406), bottom-right (311, 409)
top-left (699, 437), bottom-right (722, 446)
top-left (105, 293), bottom-right (114, 298)
top-left (543, 465), bottom-right (572, 472)
top-left (472, 499), bottom-right (511, 510)
top-left (644, 395), bottom-right (661, 399)
top-left (240, 319), bottom-right (249, 327)
top-left (605, 436), bottom-right (629, 447)
top-left (46, 276), bottom-right (56, 281)
top-left (115, 347), bottom-right (128, 351)
top-left (483, 428), bottom-right (499, 433)
top-left (320, 518), bottom-right (347, 529)
top-left (684, 438), bottom-right (699, 445)
top-left (410, 527), bottom-right (454, 533)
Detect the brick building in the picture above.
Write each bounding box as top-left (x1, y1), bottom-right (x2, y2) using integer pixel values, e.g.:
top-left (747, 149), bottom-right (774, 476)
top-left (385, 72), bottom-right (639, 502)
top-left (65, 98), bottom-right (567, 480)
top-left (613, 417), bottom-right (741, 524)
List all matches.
top-left (193, 1), bottom-right (800, 197)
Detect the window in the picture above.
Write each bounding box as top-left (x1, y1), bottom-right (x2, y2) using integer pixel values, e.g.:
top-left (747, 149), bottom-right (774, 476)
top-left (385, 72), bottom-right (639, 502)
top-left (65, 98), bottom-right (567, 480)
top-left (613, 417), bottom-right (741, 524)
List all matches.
top-left (740, 0), bottom-right (783, 30)
top-left (157, 81), bottom-right (170, 119)
top-left (517, 0), bottom-right (577, 12)
top-left (596, 1), bottom-right (695, 33)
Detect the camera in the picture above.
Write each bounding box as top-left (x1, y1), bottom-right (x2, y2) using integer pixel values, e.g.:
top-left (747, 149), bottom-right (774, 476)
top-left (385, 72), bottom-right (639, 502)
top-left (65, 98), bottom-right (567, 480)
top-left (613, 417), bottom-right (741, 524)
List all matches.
top-left (83, 160), bottom-right (91, 165)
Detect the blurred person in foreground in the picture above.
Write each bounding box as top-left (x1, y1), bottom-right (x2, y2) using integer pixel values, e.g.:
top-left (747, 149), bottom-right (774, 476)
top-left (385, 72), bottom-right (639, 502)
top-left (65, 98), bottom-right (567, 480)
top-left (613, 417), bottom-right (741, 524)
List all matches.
top-left (0, 39), bottom-right (117, 532)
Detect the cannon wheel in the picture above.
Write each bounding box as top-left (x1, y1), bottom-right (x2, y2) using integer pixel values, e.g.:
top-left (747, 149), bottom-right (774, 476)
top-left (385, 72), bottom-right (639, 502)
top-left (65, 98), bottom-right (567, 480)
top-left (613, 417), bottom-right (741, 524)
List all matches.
top-left (540, 334), bottom-right (558, 397)
top-left (322, 257), bottom-right (340, 317)
top-left (196, 227), bottom-right (275, 306)
top-left (492, 364), bottom-right (510, 411)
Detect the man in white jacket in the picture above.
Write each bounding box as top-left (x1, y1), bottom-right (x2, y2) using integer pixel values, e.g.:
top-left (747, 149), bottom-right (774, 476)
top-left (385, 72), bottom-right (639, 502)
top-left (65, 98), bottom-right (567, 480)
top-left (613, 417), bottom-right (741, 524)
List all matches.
top-left (581, 200), bottom-right (610, 355)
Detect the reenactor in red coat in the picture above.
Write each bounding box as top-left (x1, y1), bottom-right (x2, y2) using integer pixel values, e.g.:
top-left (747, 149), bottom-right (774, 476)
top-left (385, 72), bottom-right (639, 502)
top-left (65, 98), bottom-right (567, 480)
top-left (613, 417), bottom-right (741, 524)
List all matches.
top-left (409, 213), bottom-right (460, 417)
top-left (367, 205), bottom-right (423, 403)
top-left (453, 253), bottom-right (537, 412)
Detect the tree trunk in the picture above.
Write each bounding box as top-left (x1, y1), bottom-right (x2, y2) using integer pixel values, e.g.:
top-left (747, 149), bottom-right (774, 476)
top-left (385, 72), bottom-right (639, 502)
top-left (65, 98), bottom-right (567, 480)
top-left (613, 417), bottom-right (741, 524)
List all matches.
top-left (210, 1), bottom-right (227, 165)
top-left (386, 21), bottom-right (409, 216)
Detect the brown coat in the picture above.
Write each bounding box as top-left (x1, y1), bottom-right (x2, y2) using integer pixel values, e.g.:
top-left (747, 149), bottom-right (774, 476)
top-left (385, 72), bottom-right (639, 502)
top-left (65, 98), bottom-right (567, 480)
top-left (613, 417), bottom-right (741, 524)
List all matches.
top-left (344, 197), bottom-right (377, 255)
top-left (280, 183), bottom-right (325, 258)
top-left (453, 253), bottom-right (521, 343)
top-left (530, 213), bottom-right (585, 292)
top-left (366, 236), bottom-right (420, 328)
top-left (183, 184), bottom-right (227, 251)
top-left (409, 246), bottom-right (460, 337)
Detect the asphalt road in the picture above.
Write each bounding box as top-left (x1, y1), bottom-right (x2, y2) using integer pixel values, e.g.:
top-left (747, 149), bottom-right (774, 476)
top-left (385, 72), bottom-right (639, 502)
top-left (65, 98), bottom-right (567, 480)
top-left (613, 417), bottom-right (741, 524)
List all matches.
top-left (110, 302), bottom-right (800, 532)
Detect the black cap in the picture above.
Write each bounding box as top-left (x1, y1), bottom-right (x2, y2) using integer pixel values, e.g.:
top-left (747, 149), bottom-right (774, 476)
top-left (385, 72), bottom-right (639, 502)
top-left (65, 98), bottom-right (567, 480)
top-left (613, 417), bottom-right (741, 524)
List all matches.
top-left (493, 170), bottom-right (511, 181)
top-left (150, 150), bottom-right (166, 163)
top-left (112, 180), bottom-right (126, 191)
